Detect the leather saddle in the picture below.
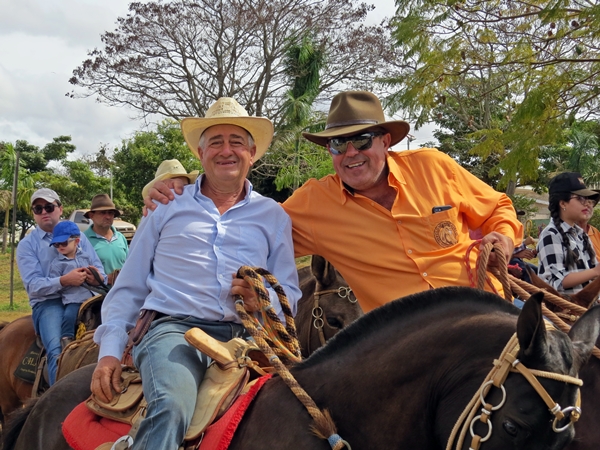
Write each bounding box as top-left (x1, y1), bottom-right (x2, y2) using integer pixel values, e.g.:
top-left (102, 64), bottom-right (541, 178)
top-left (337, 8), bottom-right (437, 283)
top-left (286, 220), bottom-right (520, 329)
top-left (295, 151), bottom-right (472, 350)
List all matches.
top-left (85, 328), bottom-right (272, 449)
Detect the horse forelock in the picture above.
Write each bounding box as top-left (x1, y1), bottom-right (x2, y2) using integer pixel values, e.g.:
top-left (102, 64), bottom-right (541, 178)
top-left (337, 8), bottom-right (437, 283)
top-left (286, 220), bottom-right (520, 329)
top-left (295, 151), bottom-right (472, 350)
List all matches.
top-left (297, 286), bottom-right (519, 369)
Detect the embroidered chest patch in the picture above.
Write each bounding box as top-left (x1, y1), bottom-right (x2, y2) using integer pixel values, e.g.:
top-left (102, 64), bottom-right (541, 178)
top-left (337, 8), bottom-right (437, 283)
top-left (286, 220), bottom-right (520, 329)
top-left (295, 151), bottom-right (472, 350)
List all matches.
top-left (434, 221), bottom-right (458, 247)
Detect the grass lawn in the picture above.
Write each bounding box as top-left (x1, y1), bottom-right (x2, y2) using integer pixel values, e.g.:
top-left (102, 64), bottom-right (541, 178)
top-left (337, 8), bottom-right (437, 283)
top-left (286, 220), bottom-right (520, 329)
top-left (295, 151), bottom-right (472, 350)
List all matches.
top-left (0, 251), bottom-right (31, 322)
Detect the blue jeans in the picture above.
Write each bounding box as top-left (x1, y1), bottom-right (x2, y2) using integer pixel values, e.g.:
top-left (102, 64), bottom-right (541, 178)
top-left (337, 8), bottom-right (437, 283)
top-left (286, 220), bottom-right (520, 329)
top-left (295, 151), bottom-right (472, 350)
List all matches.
top-left (32, 298), bottom-right (64, 385)
top-left (131, 316), bottom-right (247, 450)
top-left (62, 303), bottom-right (80, 338)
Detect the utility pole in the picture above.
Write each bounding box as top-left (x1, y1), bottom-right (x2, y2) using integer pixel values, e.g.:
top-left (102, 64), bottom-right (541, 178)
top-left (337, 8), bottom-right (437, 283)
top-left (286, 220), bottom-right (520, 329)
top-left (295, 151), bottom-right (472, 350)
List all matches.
top-left (10, 151), bottom-right (20, 308)
top-left (406, 134), bottom-right (416, 150)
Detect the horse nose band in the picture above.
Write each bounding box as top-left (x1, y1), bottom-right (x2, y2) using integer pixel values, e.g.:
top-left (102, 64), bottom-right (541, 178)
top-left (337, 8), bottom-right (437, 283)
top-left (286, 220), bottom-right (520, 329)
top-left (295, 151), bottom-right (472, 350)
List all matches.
top-left (448, 333), bottom-right (583, 450)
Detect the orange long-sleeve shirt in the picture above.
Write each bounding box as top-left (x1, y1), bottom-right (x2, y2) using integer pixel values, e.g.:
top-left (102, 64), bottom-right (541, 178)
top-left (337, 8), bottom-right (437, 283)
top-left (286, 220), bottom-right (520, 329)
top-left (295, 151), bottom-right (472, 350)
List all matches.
top-left (283, 148), bottom-right (523, 312)
top-left (587, 224), bottom-right (600, 257)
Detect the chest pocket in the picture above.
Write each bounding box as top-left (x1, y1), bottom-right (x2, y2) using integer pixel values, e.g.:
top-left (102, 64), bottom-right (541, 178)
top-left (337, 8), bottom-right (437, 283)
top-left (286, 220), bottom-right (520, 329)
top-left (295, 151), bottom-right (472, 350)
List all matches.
top-left (400, 207), bottom-right (463, 254)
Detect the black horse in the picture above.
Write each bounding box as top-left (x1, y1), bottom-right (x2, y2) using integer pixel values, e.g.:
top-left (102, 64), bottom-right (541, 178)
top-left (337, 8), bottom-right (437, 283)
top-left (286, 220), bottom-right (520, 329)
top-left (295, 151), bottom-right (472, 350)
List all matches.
top-left (4, 287), bottom-right (600, 450)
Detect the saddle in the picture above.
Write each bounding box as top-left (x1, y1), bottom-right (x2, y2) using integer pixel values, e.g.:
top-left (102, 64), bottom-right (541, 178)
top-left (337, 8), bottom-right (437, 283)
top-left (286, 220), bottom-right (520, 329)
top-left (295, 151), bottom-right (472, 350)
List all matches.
top-left (83, 328), bottom-right (273, 449)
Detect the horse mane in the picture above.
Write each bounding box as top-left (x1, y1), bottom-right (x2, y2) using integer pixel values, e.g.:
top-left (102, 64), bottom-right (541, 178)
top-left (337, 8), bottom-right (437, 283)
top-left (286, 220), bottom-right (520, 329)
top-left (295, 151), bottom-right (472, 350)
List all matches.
top-left (297, 286), bottom-right (518, 369)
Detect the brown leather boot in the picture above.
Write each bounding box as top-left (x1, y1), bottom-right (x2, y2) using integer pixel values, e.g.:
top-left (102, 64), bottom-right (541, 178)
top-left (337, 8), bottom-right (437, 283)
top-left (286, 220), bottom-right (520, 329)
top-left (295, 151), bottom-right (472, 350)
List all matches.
top-left (60, 337), bottom-right (74, 350)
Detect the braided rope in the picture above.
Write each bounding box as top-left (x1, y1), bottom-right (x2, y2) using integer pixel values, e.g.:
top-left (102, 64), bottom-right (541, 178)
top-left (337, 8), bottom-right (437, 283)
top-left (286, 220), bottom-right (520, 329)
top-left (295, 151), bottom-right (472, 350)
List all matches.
top-left (234, 266), bottom-right (348, 448)
top-left (465, 241), bottom-right (512, 301)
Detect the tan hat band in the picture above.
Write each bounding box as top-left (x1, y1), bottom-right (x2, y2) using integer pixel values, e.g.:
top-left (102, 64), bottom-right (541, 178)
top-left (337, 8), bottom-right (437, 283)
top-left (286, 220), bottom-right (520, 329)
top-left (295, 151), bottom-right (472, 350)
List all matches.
top-left (325, 119), bottom-right (379, 130)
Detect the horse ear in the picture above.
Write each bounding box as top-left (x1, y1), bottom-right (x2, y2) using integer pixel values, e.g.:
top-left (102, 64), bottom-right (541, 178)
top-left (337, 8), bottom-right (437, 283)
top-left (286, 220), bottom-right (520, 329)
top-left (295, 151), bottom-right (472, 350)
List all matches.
top-left (517, 292), bottom-right (548, 360)
top-left (567, 305), bottom-right (600, 371)
top-left (311, 255), bottom-right (337, 286)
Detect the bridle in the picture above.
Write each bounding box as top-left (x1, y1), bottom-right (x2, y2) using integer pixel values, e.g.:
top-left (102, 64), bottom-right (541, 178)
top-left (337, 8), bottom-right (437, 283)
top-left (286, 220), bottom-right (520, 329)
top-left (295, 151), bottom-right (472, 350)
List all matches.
top-left (306, 284), bottom-right (357, 355)
top-left (447, 332), bottom-right (582, 450)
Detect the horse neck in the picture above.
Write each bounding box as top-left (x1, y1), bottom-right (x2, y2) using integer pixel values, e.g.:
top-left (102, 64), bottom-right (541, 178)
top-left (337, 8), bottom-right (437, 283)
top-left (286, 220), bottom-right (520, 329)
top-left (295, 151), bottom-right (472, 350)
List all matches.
top-left (291, 311), bottom-right (514, 447)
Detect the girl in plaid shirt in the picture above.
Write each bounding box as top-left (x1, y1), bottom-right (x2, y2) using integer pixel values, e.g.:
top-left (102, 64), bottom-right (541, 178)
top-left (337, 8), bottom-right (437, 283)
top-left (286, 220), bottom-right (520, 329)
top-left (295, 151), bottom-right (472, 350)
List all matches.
top-left (537, 172), bottom-right (600, 295)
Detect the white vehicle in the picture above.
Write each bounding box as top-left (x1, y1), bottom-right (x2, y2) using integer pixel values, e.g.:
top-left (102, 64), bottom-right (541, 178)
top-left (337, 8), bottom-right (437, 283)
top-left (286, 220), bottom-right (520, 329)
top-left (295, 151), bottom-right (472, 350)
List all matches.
top-left (68, 209), bottom-right (136, 242)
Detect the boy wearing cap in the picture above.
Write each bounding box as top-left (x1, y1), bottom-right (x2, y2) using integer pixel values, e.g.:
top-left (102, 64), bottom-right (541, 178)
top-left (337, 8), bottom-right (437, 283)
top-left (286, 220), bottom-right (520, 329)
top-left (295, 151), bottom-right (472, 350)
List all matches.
top-left (537, 172), bottom-right (600, 294)
top-left (17, 188), bottom-right (106, 385)
top-left (48, 221), bottom-right (98, 351)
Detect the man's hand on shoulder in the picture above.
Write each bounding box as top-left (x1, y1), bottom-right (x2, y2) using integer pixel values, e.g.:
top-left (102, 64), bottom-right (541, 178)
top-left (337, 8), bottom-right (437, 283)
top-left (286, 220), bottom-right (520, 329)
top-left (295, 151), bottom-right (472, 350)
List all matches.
top-left (142, 177), bottom-right (189, 217)
top-left (91, 356), bottom-right (123, 403)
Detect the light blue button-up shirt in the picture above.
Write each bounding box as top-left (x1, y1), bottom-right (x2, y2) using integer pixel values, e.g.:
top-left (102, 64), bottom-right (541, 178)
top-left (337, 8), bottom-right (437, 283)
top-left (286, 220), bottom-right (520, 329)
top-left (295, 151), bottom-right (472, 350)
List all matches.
top-left (17, 226), bottom-right (106, 307)
top-left (95, 177), bottom-right (301, 359)
top-left (48, 247), bottom-right (98, 304)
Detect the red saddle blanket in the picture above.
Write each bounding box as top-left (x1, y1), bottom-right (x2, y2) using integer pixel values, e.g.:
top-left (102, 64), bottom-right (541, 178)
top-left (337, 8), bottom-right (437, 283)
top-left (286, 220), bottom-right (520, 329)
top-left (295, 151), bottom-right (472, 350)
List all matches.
top-left (199, 374), bottom-right (271, 450)
top-left (63, 402), bottom-right (131, 450)
top-left (62, 374), bottom-right (271, 450)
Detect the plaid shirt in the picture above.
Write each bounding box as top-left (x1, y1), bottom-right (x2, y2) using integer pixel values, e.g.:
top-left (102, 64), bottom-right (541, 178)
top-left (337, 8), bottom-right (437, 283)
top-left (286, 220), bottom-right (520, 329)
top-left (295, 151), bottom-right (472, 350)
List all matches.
top-left (537, 221), bottom-right (597, 294)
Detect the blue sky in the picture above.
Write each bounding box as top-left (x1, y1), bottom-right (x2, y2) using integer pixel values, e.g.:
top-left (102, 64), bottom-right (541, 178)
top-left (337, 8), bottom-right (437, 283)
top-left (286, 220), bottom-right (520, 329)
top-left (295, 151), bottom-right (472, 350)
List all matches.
top-left (0, 0), bottom-right (433, 158)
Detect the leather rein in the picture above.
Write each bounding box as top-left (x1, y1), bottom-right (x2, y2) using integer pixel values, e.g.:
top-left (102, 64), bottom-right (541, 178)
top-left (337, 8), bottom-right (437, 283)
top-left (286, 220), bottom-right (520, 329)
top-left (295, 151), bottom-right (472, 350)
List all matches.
top-left (307, 284), bottom-right (357, 355)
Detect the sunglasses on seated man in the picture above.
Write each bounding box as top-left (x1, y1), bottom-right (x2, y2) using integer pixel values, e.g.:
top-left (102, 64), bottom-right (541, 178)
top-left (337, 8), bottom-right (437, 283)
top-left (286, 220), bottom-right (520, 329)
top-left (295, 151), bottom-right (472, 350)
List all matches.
top-left (327, 132), bottom-right (383, 155)
top-left (52, 237), bottom-right (77, 248)
top-left (32, 203), bottom-right (58, 215)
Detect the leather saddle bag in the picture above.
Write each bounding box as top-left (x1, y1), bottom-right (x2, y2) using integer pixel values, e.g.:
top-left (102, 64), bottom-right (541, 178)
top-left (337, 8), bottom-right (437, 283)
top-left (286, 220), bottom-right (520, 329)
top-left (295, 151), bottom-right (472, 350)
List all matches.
top-left (86, 368), bottom-right (146, 425)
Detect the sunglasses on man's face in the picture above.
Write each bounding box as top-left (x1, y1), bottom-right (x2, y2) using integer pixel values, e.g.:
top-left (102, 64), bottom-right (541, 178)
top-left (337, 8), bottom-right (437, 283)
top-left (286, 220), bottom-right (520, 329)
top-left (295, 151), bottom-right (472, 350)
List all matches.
top-left (32, 203), bottom-right (57, 215)
top-left (52, 237), bottom-right (77, 248)
top-left (328, 132), bottom-right (383, 155)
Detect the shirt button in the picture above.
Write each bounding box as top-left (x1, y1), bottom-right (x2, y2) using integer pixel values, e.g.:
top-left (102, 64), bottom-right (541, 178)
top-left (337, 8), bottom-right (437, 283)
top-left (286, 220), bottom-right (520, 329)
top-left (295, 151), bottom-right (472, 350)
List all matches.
top-left (408, 249), bottom-right (413, 254)
top-left (397, 220), bottom-right (402, 225)
top-left (423, 272), bottom-right (428, 277)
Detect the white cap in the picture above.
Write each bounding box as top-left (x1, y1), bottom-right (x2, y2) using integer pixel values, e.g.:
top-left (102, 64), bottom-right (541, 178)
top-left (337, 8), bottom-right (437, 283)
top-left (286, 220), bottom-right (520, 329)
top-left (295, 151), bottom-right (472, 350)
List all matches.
top-left (31, 188), bottom-right (60, 205)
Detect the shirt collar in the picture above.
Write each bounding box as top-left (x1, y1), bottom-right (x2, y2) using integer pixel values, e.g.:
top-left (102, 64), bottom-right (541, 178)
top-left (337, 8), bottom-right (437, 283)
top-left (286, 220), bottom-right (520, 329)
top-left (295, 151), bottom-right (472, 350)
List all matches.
top-left (194, 174), bottom-right (253, 202)
top-left (559, 220), bottom-right (584, 237)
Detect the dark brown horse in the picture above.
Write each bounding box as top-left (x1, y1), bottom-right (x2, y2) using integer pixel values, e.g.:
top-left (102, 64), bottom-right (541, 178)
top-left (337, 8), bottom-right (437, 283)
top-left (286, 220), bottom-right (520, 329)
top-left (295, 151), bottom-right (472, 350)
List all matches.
top-left (296, 255), bottom-right (363, 357)
top-left (4, 287), bottom-right (599, 450)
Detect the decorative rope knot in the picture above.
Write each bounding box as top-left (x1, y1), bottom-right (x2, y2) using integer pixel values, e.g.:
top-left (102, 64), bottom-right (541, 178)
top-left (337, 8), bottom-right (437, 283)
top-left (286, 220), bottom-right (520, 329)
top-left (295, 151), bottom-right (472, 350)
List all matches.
top-left (234, 266), bottom-right (348, 449)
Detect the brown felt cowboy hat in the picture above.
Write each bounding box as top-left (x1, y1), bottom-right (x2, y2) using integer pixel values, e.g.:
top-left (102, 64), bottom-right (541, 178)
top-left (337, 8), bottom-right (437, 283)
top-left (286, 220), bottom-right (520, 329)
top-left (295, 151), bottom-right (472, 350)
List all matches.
top-left (302, 91), bottom-right (411, 147)
top-left (84, 194), bottom-right (122, 218)
top-left (181, 97), bottom-right (274, 161)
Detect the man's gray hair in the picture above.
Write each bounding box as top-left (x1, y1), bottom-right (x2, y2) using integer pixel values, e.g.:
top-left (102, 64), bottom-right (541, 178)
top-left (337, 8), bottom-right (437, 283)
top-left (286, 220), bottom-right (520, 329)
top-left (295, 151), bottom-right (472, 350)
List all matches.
top-left (198, 129), bottom-right (255, 150)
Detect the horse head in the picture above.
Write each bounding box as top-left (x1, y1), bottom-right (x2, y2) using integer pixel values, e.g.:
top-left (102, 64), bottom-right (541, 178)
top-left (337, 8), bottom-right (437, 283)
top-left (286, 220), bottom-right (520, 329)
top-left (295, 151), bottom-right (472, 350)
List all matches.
top-left (296, 255), bottom-right (363, 357)
top-left (472, 292), bottom-right (600, 450)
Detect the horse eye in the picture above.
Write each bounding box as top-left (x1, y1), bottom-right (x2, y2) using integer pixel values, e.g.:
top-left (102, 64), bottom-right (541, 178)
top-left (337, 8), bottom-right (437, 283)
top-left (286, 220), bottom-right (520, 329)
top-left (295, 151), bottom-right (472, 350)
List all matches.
top-left (326, 317), bottom-right (343, 329)
top-left (503, 420), bottom-right (518, 437)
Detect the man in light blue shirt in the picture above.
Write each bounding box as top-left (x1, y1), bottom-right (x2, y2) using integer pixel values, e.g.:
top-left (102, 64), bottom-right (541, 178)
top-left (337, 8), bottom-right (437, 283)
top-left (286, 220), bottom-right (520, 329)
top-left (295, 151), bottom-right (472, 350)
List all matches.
top-left (91, 97), bottom-right (301, 450)
top-left (17, 188), bottom-right (106, 385)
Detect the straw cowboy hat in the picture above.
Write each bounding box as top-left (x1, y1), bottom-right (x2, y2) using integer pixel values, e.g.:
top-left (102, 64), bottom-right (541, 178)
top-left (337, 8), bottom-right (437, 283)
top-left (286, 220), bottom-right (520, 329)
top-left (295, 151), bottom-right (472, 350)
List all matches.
top-left (302, 91), bottom-right (410, 147)
top-left (180, 97), bottom-right (274, 161)
top-left (84, 194), bottom-right (122, 218)
top-left (142, 160), bottom-right (200, 198)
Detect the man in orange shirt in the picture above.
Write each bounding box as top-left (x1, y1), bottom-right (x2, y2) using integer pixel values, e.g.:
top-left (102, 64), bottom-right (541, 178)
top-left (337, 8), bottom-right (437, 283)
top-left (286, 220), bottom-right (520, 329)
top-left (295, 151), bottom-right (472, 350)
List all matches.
top-left (145, 91), bottom-right (522, 312)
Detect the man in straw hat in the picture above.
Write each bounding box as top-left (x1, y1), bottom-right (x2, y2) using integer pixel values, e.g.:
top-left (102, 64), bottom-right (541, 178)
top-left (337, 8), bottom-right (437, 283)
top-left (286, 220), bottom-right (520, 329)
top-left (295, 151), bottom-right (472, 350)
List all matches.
top-left (83, 193), bottom-right (129, 285)
top-left (146, 91), bottom-right (522, 312)
top-left (17, 188), bottom-right (106, 385)
top-left (91, 97), bottom-right (301, 449)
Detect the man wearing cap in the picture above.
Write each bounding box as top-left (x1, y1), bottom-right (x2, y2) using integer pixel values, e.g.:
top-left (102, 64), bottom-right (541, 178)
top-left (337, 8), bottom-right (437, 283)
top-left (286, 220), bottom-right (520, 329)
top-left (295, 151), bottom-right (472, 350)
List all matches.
top-left (84, 194), bottom-right (129, 285)
top-left (91, 97), bottom-right (301, 450)
top-left (146, 91), bottom-right (522, 312)
top-left (17, 188), bottom-right (106, 385)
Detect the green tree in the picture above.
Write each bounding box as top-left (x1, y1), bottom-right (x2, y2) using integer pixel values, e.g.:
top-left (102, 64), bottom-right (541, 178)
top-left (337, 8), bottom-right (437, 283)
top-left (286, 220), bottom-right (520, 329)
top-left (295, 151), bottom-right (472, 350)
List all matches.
top-left (385, 0), bottom-right (600, 190)
top-left (112, 120), bottom-right (202, 221)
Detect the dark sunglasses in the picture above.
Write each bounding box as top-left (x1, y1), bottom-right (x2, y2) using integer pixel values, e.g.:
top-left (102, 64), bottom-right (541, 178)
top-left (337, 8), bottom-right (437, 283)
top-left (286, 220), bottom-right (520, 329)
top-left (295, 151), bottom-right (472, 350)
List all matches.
top-left (32, 203), bottom-right (57, 215)
top-left (52, 237), bottom-right (77, 248)
top-left (328, 132), bottom-right (383, 155)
